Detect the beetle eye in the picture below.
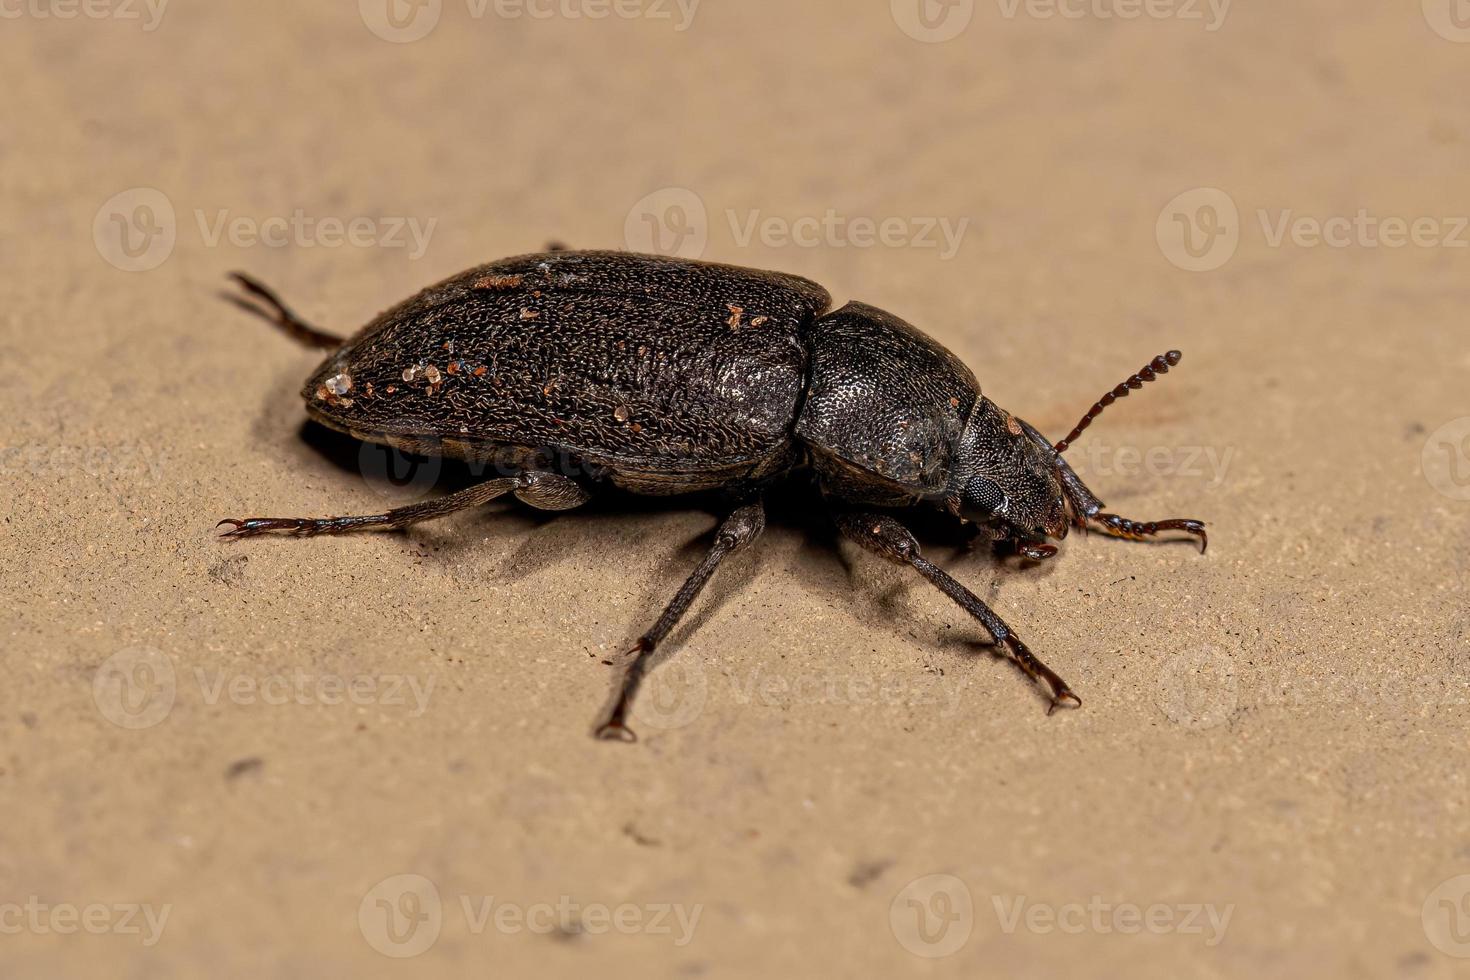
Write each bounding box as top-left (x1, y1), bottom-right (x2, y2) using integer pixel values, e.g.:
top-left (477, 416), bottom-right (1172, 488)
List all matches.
top-left (964, 475), bottom-right (1007, 517)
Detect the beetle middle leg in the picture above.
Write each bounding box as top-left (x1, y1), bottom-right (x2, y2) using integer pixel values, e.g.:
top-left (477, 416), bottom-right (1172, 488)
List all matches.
top-left (224, 272), bottom-right (344, 350)
top-left (217, 471), bottom-right (586, 538)
top-left (834, 512), bottom-right (1081, 713)
top-left (595, 501), bottom-right (766, 742)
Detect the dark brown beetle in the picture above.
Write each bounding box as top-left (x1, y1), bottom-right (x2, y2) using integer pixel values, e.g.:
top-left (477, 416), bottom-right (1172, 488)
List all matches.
top-left (220, 250), bottom-right (1205, 740)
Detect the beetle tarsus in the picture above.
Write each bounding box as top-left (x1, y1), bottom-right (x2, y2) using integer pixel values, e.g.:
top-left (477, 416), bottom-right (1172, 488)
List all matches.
top-left (1091, 513), bottom-right (1208, 553)
top-left (217, 515), bottom-right (379, 538)
top-left (597, 639), bottom-right (651, 742)
top-left (1046, 688), bottom-right (1083, 715)
top-left (999, 632), bottom-right (1079, 715)
top-left (594, 719), bottom-right (638, 742)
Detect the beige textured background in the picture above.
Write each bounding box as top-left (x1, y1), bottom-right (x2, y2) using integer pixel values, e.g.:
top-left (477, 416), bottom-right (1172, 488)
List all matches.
top-left (4, 1), bottom-right (1470, 976)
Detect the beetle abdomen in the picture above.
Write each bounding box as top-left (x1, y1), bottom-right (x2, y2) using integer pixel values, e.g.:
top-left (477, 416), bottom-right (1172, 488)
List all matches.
top-left (304, 251), bottom-right (831, 485)
top-left (795, 301), bottom-right (980, 502)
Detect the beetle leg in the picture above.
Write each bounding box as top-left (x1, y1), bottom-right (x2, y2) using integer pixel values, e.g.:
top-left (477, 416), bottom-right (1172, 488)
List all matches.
top-left (595, 501), bottom-right (766, 742)
top-left (217, 476), bottom-right (523, 538)
top-left (223, 272), bottom-right (344, 350)
top-left (1090, 513), bottom-right (1208, 554)
top-left (834, 512), bottom-right (1081, 714)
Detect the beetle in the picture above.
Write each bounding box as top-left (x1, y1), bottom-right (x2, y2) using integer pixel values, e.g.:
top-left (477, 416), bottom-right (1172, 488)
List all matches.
top-left (220, 249), bottom-right (1206, 740)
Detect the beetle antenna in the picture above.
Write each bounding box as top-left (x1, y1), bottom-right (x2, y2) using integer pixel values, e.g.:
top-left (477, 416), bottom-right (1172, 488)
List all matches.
top-left (1053, 350), bottom-right (1183, 455)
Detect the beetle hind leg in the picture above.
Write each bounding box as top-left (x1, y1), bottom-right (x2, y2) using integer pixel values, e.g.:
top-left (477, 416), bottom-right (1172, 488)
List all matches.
top-left (223, 272), bottom-right (344, 350)
top-left (217, 476), bottom-right (526, 538)
top-left (1090, 512), bottom-right (1208, 553)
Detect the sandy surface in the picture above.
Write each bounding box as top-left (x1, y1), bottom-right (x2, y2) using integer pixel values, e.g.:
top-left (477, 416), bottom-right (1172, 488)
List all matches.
top-left (4, 1), bottom-right (1470, 976)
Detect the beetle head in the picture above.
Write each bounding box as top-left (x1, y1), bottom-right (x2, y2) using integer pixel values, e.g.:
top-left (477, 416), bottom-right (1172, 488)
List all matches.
top-left (948, 397), bottom-right (1069, 541)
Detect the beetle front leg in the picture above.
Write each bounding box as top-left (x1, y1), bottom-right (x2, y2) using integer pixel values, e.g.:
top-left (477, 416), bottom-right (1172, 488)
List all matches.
top-left (595, 501), bottom-right (766, 742)
top-left (835, 512), bottom-right (1080, 713)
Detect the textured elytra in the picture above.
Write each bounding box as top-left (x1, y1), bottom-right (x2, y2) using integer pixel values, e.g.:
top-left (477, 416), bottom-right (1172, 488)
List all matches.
top-left (796, 301), bottom-right (981, 499)
top-left (304, 251), bottom-right (832, 486)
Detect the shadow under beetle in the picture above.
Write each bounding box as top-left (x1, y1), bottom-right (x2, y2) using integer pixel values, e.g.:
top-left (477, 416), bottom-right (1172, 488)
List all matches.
top-left (220, 250), bottom-right (1206, 741)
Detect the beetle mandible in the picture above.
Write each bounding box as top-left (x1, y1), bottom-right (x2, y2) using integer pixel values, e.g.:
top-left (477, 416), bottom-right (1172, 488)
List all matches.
top-left (220, 249), bottom-right (1206, 740)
